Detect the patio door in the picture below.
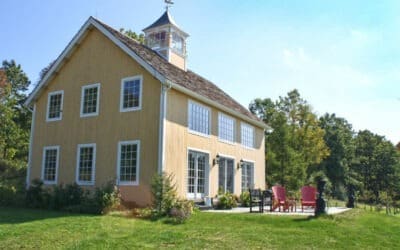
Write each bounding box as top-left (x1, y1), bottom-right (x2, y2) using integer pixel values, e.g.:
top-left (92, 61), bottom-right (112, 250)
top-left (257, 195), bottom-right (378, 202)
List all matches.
top-left (187, 150), bottom-right (209, 199)
top-left (218, 157), bottom-right (234, 193)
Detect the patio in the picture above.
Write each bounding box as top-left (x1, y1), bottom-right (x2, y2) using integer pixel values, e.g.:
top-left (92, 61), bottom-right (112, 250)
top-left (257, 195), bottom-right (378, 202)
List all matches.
top-left (203, 206), bottom-right (351, 216)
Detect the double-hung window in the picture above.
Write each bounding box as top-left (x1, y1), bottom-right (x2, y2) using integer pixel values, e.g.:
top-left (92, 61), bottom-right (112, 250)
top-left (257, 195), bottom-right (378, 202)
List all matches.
top-left (188, 100), bottom-right (211, 136)
top-left (241, 123), bottom-right (255, 148)
top-left (80, 83), bottom-right (100, 117)
top-left (46, 91), bottom-right (64, 121)
top-left (241, 161), bottom-right (254, 192)
top-left (120, 75), bottom-right (142, 112)
top-left (218, 113), bottom-right (235, 143)
top-left (76, 144), bottom-right (96, 185)
top-left (117, 140), bottom-right (140, 185)
top-left (42, 146), bottom-right (60, 184)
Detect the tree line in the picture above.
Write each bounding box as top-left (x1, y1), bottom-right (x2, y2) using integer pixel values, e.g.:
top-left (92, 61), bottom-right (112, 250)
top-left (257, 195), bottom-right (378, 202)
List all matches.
top-left (250, 90), bottom-right (400, 203)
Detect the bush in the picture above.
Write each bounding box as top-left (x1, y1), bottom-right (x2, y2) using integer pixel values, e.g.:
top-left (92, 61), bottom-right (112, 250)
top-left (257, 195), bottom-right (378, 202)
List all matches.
top-left (26, 179), bottom-right (49, 209)
top-left (93, 182), bottom-right (121, 214)
top-left (240, 191), bottom-right (251, 207)
top-left (151, 172), bottom-right (193, 223)
top-left (216, 192), bottom-right (237, 209)
top-left (0, 184), bottom-right (24, 206)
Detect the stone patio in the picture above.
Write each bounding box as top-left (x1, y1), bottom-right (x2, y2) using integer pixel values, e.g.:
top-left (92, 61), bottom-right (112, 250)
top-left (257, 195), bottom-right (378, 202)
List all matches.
top-left (203, 206), bottom-right (351, 216)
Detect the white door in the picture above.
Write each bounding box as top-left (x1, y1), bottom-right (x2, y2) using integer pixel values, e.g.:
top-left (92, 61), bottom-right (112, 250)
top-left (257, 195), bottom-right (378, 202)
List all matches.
top-left (187, 150), bottom-right (209, 199)
top-left (218, 157), bottom-right (234, 193)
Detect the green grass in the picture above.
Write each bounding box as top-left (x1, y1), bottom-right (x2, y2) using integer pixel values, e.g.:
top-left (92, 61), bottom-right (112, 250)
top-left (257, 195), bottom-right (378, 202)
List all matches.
top-left (0, 207), bottom-right (399, 249)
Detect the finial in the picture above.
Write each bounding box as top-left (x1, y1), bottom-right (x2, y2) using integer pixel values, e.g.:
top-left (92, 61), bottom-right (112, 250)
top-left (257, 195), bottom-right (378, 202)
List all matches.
top-left (165, 0), bottom-right (174, 11)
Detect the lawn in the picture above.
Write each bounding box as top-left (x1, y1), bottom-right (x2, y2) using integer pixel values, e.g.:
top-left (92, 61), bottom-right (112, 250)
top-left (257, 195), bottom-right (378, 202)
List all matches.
top-left (0, 207), bottom-right (399, 249)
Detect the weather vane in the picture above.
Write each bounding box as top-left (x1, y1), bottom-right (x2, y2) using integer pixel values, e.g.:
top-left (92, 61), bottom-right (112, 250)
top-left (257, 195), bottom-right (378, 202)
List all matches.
top-left (165, 0), bottom-right (174, 11)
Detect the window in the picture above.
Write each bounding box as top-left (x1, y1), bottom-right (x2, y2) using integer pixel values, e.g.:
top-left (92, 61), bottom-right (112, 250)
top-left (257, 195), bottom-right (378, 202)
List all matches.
top-left (117, 140), bottom-right (140, 185)
top-left (46, 91), bottom-right (63, 121)
top-left (241, 123), bottom-right (255, 148)
top-left (172, 33), bottom-right (183, 54)
top-left (241, 161), bottom-right (254, 193)
top-left (76, 144), bottom-right (96, 185)
top-left (120, 76), bottom-right (142, 112)
top-left (80, 83), bottom-right (100, 117)
top-left (218, 113), bottom-right (235, 143)
top-left (148, 31), bottom-right (167, 48)
top-left (218, 157), bottom-right (234, 193)
top-left (188, 101), bottom-right (211, 136)
top-left (41, 146), bottom-right (59, 184)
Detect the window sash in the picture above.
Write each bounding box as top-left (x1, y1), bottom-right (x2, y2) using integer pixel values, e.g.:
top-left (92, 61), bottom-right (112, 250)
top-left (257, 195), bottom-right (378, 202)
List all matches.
top-left (120, 76), bottom-right (142, 112)
top-left (188, 101), bottom-right (210, 136)
top-left (46, 91), bottom-right (63, 121)
top-left (42, 146), bottom-right (59, 184)
top-left (81, 84), bottom-right (100, 117)
top-left (241, 162), bottom-right (254, 193)
top-left (118, 141), bottom-right (140, 185)
top-left (241, 123), bottom-right (254, 148)
top-left (218, 113), bottom-right (235, 143)
top-left (76, 144), bottom-right (96, 185)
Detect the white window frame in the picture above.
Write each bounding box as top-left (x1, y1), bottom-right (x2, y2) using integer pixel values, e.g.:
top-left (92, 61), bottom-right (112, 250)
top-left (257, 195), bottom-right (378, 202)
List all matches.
top-left (75, 143), bottom-right (96, 186)
top-left (241, 122), bottom-right (255, 149)
top-left (186, 147), bottom-right (210, 200)
top-left (117, 140), bottom-right (140, 186)
top-left (120, 75), bottom-right (143, 112)
top-left (46, 90), bottom-right (64, 122)
top-left (218, 112), bottom-right (236, 144)
top-left (80, 83), bottom-right (100, 117)
top-left (41, 145), bottom-right (60, 185)
top-left (188, 100), bottom-right (211, 138)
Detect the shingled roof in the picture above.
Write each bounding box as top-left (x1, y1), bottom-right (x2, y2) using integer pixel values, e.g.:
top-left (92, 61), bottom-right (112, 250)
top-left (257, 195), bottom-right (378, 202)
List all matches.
top-left (95, 19), bottom-right (262, 124)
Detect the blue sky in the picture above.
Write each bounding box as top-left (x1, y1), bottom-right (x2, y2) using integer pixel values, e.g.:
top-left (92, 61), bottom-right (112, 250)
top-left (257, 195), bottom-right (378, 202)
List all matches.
top-left (1, 0), bottom-right (399, 143)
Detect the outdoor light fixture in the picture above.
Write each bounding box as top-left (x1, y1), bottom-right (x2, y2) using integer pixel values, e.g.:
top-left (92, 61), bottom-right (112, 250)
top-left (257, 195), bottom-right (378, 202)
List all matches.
top-left (213, 154), bottom-right (220, 166)
top-left (237, 159), bottom-right (244, 169)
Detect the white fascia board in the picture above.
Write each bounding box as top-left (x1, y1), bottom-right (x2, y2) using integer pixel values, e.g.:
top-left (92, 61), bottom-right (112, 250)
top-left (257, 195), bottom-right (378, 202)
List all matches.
top-left (166, 79), bottom-right (269, 130)
top-left (25, 17), bottom-right (165, 107)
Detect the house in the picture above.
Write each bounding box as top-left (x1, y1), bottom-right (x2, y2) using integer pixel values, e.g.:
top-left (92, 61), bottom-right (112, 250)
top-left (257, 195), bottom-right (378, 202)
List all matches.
top-left (25, 10), bottom-right (267, 207)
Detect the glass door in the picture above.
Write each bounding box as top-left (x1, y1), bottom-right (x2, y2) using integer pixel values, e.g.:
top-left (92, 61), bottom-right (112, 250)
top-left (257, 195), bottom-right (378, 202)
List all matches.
top-left (187, 150), bottom-right (209, 199)
top-left (218, 157), bottom-right (234, 193)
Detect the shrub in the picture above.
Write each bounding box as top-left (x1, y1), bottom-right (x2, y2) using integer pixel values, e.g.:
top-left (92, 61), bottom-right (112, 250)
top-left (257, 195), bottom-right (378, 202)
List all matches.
top-left (216, 192), bottom-right (237, 209)
top-left (26, 179), bottom-right (50, 209)
top-left (240, 191), bottom-right (251, 207)
top-left (93, 182), bottom-right (121, 214)
top-left (151, 172), bottom-right (193, 222)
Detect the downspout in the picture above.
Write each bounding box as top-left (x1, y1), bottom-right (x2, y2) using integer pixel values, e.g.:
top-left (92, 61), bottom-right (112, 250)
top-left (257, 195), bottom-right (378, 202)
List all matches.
top-left (158, 81), bottom-right (172, 174)
top-left (26, 104), bottom-right (36, 188)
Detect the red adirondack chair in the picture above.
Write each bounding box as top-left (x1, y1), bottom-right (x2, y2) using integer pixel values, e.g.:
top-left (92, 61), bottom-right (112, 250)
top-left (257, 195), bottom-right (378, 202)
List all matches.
top-left (301, 186), bottom-right (317, 212)
top-left (272, 185), bottom-right (292, 212)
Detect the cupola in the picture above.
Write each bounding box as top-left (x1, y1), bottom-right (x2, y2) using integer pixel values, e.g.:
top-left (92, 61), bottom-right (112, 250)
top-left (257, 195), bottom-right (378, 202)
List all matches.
top-left (143, 10), bottom-right (189, 71)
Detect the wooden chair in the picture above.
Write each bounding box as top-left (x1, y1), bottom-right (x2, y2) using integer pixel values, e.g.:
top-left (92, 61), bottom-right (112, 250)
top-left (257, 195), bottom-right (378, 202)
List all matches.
top-left (272, 185), bottom-right (293, 212)
top-left (249, 188), bottom-right (263, 213)
top-left (300, 185), bottom-right (317, 212)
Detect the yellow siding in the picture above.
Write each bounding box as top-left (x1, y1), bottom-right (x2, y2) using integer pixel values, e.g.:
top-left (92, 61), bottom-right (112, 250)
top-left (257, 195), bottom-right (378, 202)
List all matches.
top-left (30, 28), bottom-right (160, 207)
top-left (164, 89), bottom-right (266, 199)
top-left (169, 51), bottom-right (185, 70)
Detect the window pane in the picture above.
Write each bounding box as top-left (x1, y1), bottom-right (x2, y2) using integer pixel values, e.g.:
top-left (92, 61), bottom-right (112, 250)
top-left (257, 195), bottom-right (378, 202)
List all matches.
top-left (78, 146), bottom-right (94, 183)
top-left (189, 102), bottom-right (210, 135)
top-left (241, 124), bottom-right (254, 148)
top-left (218, 113), bottom-right (235, 142)
top-left (82, 85), bottom-right (99, 115)
top-left (122, 79), bottom-right (141, 109)
top-left (48, 93), bottom-right (62, 119)
top-left (241, 162), bottom-right (254, 193)
top-left (119, 143), bottom-right (138, 182)
top-left (44, 149), bottom-right (58, 182)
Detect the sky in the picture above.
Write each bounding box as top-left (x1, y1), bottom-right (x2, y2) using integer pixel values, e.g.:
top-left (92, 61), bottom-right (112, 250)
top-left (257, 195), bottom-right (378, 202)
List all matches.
top-left (1, 0), bottom-right (399, 144)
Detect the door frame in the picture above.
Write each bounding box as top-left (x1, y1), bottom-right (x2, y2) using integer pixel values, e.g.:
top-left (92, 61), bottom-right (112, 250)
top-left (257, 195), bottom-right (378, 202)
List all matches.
top-left (186, 148), bottom-right (210, 200)
top-left (218, 154), bottom-right (235, 194)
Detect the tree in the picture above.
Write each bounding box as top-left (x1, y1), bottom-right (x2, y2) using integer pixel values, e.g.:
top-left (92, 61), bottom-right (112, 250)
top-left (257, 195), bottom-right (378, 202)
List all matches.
top-left (396, 142), bottom-right (400, 152)
top-left (0, 60), bottom-right (31, 163)
top-left (351, 130), bottom-right (400, 203)
top-left (119, 28), bottom-right (145, 44)
top-left (317, 113), bottom-right (355, 199)
top-left (250, 89), bottom-right (329, 190)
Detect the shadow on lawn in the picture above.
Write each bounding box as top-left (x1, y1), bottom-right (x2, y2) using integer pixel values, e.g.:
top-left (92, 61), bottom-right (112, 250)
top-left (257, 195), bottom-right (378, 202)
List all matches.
top-left (0, 206), bottom-right (95, 225)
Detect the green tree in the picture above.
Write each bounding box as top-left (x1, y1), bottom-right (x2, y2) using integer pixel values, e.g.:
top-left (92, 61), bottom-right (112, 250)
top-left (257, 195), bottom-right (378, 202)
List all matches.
top-left (119, 28), bottom-right (145, 44)
top-left (317, 113), bottom-right (355, 199)
top-left (396, 142), bottom-right (400, 152)
top-left (351, 130), bottom-right (400, 203)
top-left (250, 89), bottom-right (329, 190)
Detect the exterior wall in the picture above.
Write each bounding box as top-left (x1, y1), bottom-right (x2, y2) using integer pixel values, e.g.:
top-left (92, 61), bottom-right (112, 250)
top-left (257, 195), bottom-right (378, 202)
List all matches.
top-left (168, 51), bottom-right (185, 70)
top-left (164, 89), bottom-right (266, 199)
top-left (29, 28), bottom-right (160, 207)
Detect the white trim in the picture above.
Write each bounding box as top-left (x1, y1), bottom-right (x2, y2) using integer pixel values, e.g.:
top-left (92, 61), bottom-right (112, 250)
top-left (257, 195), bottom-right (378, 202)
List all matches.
top-left (186, 148), bottom-right (210, 200)
top-left (119, 75), bottom-right (143, 112)
top-left (80, 83), bottom-right (100, 117)
top-left (117, 140), bottom-right (140, 186)
top-left (41, 145), bottom-right (60, 185)
top-left (25, 17), bottom-right (165, 107)
top-left (158, 83), bottom-right (170, 174)
top-left (218, 112), bottom-right (236, 144)
top-left (241, 158), bottom-right (256, 164)
top-left (46, 90), bottom-right (64, 122)
top-left (217, 153), bottom-right (236, 160)
top-left (240, 122), bottom-right (255, 149)
top-left (75, 143), bottom-right (96, 186)
top-left (187, 147), bottom-right (210, 155)
top-left (26, 104), bottom-right (36, 188)
top-left (187, 99), bottom-right (212, 137)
